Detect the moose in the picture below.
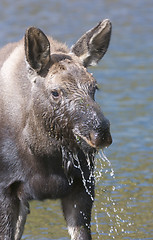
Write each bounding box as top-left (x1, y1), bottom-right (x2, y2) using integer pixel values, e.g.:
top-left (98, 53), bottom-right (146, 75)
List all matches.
top-left (0, 19), bottom-right (112, 240)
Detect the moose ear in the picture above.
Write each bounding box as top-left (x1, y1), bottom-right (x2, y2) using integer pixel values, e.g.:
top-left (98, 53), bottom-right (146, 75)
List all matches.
top-left (25, 27), bottom-right (50, 74)
top-left (71, 19), bottom-right (112, 67)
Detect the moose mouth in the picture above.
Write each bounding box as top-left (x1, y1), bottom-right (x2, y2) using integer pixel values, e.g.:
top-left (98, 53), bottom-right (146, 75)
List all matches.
top-left (75, 134), bottom-right (97, 149)
top-left (73, 129), bottom-right (112, 151)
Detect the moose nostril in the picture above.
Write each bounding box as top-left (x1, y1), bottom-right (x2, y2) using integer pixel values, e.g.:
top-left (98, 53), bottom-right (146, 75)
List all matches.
top-left (89, 129), bottom-right (112, 148)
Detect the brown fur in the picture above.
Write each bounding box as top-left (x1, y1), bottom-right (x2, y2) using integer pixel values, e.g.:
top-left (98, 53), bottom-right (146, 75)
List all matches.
top-left (0, 19), bottom-right (112, 240)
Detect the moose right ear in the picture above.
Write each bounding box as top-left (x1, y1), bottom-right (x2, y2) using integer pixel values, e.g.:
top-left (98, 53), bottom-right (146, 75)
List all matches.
top-left (25, 27), bottom-right (50, 74)
top-left (71, 19), bottom-right (112, 67)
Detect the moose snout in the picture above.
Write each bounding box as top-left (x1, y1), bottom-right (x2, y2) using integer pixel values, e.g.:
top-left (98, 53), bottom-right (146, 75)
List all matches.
top-left (89, 119), bottom-right (112, 149)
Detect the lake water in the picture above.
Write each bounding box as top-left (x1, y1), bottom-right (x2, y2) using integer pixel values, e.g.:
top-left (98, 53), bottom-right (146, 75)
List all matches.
top-left (0, 0), bottom-right (153, 239)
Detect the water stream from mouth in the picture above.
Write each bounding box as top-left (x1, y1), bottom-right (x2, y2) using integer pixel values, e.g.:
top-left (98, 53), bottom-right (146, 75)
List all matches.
top-left (71, 152), bottom-right (95, 202)
top-left (93, 150), bottom-right (133, 238)
top-left (72, 149), bottom-right (132, 238)
top-left (62, 146), bottom-right (132, 238)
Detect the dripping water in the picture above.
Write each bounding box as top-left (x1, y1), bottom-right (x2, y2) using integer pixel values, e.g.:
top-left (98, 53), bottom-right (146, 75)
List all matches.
top-left (93, 149), bottom-right (133, 238)
top-left (61, 146), bottom-right (132, 238)
top-left (61, 145), bottom-right (96, 230)
top-left (71, 152), bottom-right (95, 202)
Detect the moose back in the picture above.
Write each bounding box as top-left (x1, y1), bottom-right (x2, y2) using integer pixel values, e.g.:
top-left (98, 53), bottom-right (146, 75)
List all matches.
top-left (0, 19), bottom-right (112, 240)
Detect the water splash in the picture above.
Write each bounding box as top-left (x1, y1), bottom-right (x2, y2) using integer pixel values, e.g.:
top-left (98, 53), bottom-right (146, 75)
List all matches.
top-left (93, 149), bottom-right (133, 238)
top-left (98, 150), bottom-right (115, 179)
top-left (62, 146), bottom-right (132, 238)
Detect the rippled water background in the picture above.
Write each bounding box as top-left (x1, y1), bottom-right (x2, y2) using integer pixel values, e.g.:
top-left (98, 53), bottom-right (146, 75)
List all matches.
top-left (0, 0), bottom-right (153, 239)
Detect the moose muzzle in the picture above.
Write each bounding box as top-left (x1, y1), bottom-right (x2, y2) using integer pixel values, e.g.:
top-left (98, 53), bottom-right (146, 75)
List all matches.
top-left (73, 115), bottom-right (112, 150)
top-left (88, 117), bottom-right (112, 149)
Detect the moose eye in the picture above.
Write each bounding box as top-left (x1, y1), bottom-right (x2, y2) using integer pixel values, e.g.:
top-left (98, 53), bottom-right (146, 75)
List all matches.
top-left (51, 90), bottom-right (60, 98)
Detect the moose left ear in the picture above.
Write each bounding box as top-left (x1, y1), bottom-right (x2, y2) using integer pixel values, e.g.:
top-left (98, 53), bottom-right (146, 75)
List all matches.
top-left (71, 19), bottom-right (112, 67)
top-left (25, 27), bottom-right (50, 74)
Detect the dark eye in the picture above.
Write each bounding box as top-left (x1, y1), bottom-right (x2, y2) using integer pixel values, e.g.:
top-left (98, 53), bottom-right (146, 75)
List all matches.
top-left (51, 90), bottom-right (60, 98)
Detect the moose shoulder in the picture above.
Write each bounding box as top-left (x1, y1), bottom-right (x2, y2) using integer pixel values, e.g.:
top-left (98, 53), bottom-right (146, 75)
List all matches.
top-left (0, 19), bottom-right (112, 240)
